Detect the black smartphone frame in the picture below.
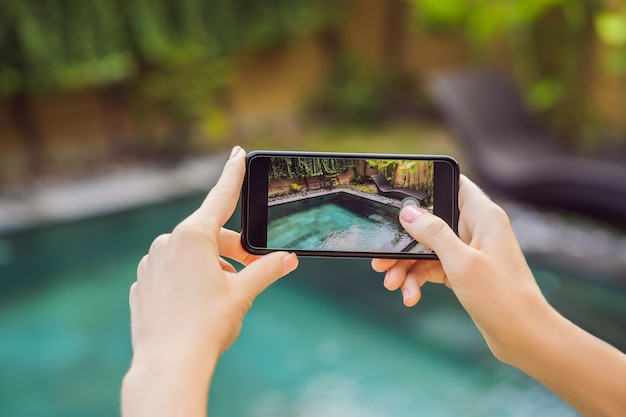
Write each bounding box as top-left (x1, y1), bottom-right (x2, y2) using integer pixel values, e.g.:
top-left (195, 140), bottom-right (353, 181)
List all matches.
top-left (241, 150), bottom-right (459, 259)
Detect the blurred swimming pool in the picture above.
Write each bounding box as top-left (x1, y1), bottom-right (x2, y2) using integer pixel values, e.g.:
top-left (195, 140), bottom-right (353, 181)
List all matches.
top-left (0, 193), bottom-right (624, 417)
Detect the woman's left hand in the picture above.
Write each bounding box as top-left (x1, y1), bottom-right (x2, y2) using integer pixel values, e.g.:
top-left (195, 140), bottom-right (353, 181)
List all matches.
top-left (123, 147), bottom-right (298, 417)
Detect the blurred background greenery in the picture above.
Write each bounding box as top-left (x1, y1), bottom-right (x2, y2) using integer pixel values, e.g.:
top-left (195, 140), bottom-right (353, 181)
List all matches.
top-left (1, 1), bottom-right (625, 416)
top-left (1, 0), bottom-right (625, 186)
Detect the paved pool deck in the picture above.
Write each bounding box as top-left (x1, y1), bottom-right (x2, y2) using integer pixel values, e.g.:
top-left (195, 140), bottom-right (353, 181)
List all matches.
top-left (269, 187), bottom-right (429, 210)
top-left (0, 153), bottom-right (228, 234)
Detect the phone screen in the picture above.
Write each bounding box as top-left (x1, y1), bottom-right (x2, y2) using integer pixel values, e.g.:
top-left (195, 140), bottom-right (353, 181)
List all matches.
top-left (242, 152), bottom-right (458, 259)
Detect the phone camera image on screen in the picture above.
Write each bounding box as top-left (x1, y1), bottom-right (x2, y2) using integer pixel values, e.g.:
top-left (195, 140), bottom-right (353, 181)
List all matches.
top-left (267, 157), bottom-right (434, 254)
top-left (242, 151), bottom-right (459, 259)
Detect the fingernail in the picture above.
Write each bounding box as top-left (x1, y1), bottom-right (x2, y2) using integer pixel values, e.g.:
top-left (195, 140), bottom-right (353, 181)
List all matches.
top-left (402, 288), bottom-right (411, 303)
top-left (383, 270), bottom-right (390, 286)
top-left (400, 205), bottom-right (424, 223)
top-left (282, 252), bottom-right (298, 274)
top-left (229, 145), bottom-right (241, 159)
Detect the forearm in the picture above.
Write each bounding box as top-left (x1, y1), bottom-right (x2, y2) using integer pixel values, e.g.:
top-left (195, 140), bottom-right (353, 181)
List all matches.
top-left (508, 305), bottom-right (626, 417)
top-left (121, 351), bottom-right (218, 417)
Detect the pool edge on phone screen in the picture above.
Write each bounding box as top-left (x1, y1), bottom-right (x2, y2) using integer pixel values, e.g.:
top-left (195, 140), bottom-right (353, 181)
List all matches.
top-left (241, 150), bottom-right (459, 259)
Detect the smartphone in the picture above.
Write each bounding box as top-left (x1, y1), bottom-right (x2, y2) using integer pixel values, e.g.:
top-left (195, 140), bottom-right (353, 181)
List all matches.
top-left (241, 151), bottom-right (459, 259)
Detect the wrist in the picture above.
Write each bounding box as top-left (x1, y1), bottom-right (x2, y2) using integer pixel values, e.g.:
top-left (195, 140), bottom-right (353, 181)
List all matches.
top-left (502, 297), bottom-right (562, 369)
top-left (122, 347), bottom-right (219, 417)
top-left (496, 297), bottom-right (626, 417)
top-left (129, 343), bottom-right (220, 373)
top-left (479, 284), bottom-right (555, 366)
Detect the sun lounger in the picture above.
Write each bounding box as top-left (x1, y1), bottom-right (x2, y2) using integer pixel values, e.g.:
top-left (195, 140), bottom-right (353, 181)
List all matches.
top-left (428, 68), bottom-right (626, 224)
top-left (370, 174), bottom-right (430, 204)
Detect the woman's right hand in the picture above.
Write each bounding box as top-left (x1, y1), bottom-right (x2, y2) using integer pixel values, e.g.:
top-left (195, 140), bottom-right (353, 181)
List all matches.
top-left (373, 175), bottom-right (626, 417)
top-left (372, 175), bottom-right (550, 363)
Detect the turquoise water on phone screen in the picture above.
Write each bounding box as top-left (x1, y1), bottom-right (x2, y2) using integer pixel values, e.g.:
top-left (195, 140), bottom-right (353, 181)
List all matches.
top-left (267, 192), bottom-right (431, 253)
top-left (268, 202), bottom-right (414, 252)
top-left (3, 193), bottom-right (619, 416)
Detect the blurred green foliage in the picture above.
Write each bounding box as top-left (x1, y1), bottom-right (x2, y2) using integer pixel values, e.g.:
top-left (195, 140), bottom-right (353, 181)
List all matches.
top-left (0, 0), bottom-right (338, 96)
top-left (310, 54), bottom-right (391, 125)
top-left (595, 11), bottom-right (626, 74)
top-left (3, 0), bottom-right (625, 161)
top-left (407, 0), bottom-right (626, 144)
top-left (0, 0), bottom-right (341, 166)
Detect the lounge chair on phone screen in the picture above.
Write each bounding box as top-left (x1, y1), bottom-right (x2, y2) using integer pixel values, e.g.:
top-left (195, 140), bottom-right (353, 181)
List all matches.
top-left (370, 174), bottom-right (430, 207)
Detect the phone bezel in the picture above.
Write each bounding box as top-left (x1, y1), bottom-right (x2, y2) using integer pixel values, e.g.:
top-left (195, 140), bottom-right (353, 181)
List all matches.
top-left (241, 150), bottom-right (459, 259)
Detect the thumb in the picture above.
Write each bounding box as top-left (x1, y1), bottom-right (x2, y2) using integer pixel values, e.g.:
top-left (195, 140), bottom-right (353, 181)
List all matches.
top-left (234, 252), bottom-right (299, 301)
top-left (399, 206), bottom-right (467, 265)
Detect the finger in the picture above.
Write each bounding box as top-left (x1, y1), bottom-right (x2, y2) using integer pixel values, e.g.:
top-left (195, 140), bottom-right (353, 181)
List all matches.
top-left (219, 257), bottom-right (237, 273)
top-left (406, 260), bottom-right (447, 286)
top-left (219, 228), bottom-right (261, 266)
top-left (137, 254), bottom-right (149, 279)
top-left (371, 258), bottom-right (398, 273)
top-left (457, 175), bottom-right (491, 241)
top-left (399, 205), bottom-right (469, 267)
top-left (234, 252), bottom-right (299, 302)
top-left (458, 174), bottom-right (492, 213)
top-left (457, 175), bottom-right (513, 247)
top-left (401, 274), bottom-right (422, 307)
top-left (189, 146), bottom-right (247, 235)
top-left (383, 260), bottom-right (414, 291)
top-left (401, 260), bottom-right (448, 307)
top-left (129, 281), bottom-right (138, 307)
top-left (128, 282), bottom-right (138, 350)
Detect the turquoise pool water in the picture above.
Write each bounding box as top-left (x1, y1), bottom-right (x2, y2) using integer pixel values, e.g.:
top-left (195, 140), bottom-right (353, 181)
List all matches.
top-left (1, 194), bottom-right (623, 416)
top-left (268, 192), bottom-right (430, 253)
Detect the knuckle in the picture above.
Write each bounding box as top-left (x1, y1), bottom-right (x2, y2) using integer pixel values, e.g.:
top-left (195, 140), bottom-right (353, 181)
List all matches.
top-left (423, 217), bottom-right (449, 241)
top-left (136, 254), bottom-right (149, 276)
top-left (149, 233), bottom-right (170, 253)
top-left (172, 220), bottom-right (195, 237)
top-left (173, 219), bottom-right (209, 241)
top-left (488, 203), bottom-right (511, 227)
top-left (459, 250), bottom-right (487, 273)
